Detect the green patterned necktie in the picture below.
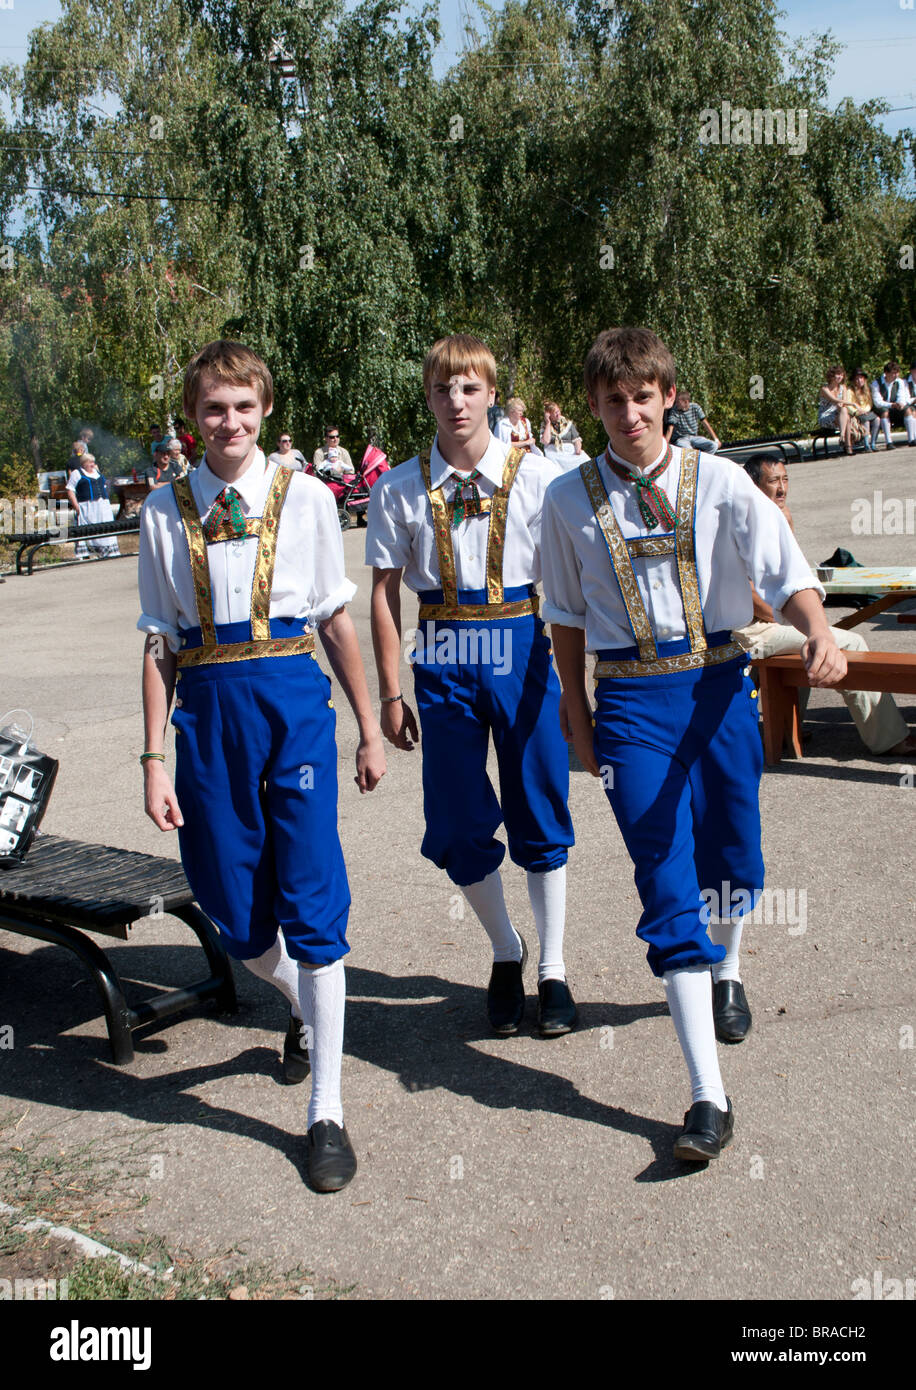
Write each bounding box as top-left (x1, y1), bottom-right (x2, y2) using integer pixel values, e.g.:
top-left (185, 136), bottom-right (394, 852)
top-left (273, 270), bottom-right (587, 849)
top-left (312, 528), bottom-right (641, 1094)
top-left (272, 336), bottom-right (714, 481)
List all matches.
top-left (604, 445), bottom-right (678, 531)
top-left (450, 469), bottom-right (483, 526)
top-left (203, 486), bottom-right (247, 542)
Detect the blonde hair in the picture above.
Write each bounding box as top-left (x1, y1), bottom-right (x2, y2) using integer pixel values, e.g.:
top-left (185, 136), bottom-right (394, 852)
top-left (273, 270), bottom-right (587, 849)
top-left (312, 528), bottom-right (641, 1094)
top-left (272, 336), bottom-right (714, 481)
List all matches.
top-left (506, 396), bottom-right (527, 414)
top-left (423, 334), bottom-right (497, 393)
top-left (183, 340), bottom-right (274, 417)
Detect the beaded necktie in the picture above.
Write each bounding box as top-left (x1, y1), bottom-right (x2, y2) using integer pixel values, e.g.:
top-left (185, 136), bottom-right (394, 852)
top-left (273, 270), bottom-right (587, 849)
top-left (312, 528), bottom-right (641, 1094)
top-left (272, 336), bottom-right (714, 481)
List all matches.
top-left (604, 445), bottom-right (678, 531)
top-left (203, 486), bottom-right (247, 542)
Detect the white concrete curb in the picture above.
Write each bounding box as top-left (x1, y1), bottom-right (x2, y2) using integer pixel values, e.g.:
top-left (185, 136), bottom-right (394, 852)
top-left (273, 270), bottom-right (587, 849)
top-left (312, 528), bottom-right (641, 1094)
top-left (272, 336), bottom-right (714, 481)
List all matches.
top-left (0, 1200), bottom-right (163, 1278)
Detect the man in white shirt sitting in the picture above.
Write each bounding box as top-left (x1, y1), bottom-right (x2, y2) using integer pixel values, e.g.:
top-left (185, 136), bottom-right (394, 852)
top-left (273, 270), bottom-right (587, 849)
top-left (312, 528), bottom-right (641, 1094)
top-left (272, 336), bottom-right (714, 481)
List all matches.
top-left (870, 362), bottom-right (916, 449)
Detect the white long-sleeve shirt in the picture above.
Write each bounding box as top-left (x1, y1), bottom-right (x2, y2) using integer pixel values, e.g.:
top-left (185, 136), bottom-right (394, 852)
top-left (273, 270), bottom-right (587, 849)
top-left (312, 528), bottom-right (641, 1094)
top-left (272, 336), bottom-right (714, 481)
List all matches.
top-left (137, 448), bottom-right (356, 652)
top-left (540, 443), bottom-right (822, 651)
top-left (365, 432), bottom-right (562, 592)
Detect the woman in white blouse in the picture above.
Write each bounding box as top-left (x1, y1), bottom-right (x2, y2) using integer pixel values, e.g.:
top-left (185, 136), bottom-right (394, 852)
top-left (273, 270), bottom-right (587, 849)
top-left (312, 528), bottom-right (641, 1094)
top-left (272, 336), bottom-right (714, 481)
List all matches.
top-left (495, 396), bottom-right (538, 451)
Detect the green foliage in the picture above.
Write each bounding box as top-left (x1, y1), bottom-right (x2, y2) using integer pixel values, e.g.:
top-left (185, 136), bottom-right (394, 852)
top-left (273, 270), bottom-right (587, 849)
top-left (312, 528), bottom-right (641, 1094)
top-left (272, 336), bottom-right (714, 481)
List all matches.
top-left (0, 0), bottom-right (912, 461)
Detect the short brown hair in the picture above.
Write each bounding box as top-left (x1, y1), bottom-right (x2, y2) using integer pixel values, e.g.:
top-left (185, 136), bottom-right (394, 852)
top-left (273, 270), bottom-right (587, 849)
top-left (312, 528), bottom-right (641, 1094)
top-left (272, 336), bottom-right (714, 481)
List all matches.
top-left (584, 326), bottom-right (676, 397)
top-left (423, 334), bottom-right (497, 394)
top-left (183, 340), bottom-right (274, 417)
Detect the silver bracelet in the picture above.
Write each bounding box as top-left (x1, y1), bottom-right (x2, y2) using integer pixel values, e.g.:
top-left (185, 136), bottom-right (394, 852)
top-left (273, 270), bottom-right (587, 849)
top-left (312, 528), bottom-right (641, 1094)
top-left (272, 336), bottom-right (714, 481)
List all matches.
top-left (380, 693), bottom-right (403, 704)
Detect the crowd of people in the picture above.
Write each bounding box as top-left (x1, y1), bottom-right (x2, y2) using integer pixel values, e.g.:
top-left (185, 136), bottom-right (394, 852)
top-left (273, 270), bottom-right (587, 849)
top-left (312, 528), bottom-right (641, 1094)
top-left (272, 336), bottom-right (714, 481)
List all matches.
top-left (817, 360), bottom-right (916, 453)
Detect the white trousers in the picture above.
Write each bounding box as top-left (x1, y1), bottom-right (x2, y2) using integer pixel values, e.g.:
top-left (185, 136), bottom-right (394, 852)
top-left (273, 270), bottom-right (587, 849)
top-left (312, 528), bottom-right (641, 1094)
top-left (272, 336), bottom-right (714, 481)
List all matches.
top-left (734, 620), bottom-right (908, 753)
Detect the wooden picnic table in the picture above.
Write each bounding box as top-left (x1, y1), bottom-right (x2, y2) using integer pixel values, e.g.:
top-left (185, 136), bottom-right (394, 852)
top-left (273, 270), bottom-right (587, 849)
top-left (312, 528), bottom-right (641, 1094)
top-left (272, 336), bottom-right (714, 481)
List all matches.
top-left (813, 567), bottom-right (916, 630)
top-left (754, 568), bottom-right (916, 761)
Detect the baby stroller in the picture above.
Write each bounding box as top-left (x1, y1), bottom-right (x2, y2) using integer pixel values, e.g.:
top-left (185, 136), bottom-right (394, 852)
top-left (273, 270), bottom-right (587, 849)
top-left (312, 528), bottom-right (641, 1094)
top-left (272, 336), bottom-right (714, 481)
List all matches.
top-left (309, 442), bottom-right (390, 529)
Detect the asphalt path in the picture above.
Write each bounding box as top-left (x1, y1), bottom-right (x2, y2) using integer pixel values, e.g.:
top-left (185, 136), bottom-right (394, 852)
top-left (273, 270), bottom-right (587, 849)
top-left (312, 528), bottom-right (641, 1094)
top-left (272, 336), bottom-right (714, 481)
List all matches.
top-left (0, 450), bottom-right (913, 1300)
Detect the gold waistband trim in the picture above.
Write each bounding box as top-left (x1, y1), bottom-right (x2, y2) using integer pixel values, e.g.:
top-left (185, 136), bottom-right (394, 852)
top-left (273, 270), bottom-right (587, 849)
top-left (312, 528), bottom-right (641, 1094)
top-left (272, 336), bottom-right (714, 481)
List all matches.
top-left (417, 595), bottom-right (539, 622)
top-left (593, 641), bottom-right (742, 680)
top-left (177, 632), bottom-right (316, 668)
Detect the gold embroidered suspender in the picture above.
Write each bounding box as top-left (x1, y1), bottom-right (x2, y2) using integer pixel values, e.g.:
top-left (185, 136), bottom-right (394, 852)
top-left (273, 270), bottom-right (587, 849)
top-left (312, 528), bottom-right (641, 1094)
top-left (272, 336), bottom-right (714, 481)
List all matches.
top-left (171, 468), bottom-right (316, 668)
top-left (416, 448), bottom-right (539, 621)
top-left (582, 450), bottom-right (741, 678)
top-left (672, 450), bottom-right (709, 654)
top-left (580, 456), bottom-right (658, 663)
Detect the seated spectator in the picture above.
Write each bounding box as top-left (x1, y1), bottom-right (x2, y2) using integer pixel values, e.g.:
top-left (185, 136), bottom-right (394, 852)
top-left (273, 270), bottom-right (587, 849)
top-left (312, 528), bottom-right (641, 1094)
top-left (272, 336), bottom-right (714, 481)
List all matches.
top-left (734, 454), bottom-right (916, 756)
top-left (664, 389), bottom-right (721, 453)
top-left (312, 426), bottom-right (353, 479)
top-left (540, 402), bottom-right (583, 465)
top-left (165, 438), bottom-right (191, 476)
top-left (870, 361), bottom-right (916, 449)
top-left (487, 391), bottom-right (506, 434)
top-left (817, 365), bottom-right (857, 455)
top-left (146, 441), bottom-right (186, 489)
top-left (148, 424), bottom-right (175, 458)
top-left (172, 415), bottom-right (198, 465)
top-left (847, 369), bottom-right (877, 453)
top-left (65, 453), bottom-right (120, 559)
top-left (269, 432), bottom-right (308, 470)
top-left (67, 439), bottom-right (88, 473)
top-left (496, 396), bottom-right (539, 452)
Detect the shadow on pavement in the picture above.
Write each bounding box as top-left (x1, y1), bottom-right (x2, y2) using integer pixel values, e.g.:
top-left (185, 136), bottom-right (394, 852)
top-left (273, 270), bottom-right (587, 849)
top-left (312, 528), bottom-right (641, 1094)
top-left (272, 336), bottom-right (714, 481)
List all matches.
top-left (0, 945), bottom-right (695, 1184)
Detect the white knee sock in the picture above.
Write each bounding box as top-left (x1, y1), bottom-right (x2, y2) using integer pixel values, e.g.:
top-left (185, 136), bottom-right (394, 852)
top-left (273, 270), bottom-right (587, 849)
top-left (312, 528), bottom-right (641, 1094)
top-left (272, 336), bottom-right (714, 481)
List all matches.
top-left (242, 934), bottom-right (302, 1020)
top-left (709, 917), bottom-right (744, 984)
top-left (663, 965), bottom-right (727, 1110)
top-left (461, 870), bottom-right (523, 962)
top-left (907, 414), bottom-right (916, 444)
top-left (882, 416), bottom-right (892, 446)
top-left (297, 960), bottom-right (345, 1128)
top-left (526, 866), bottom-right (566, 983)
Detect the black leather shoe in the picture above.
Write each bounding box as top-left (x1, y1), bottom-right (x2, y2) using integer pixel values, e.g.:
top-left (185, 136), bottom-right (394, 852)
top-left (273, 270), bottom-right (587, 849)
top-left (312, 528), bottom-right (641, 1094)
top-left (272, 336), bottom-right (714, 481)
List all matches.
top-left (713, 979), bottom-right (752, 1043)
top-left (283, 1012), bottom-right (311, 1084)
top-left (673, 1098), bottom-right (734, 1161)
top-left (487, 934), bottom-right (528, 1034)
top-left (306, 1120), bottom-right (357, 1192)
top-left (537, 978), bottom-right (578, 1037)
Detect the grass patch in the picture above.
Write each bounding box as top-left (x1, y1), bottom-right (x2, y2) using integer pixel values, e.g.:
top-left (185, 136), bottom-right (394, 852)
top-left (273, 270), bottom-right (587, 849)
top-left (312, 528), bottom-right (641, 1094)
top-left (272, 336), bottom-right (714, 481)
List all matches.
top-left (0, 1111), bottom-right (354, 1300)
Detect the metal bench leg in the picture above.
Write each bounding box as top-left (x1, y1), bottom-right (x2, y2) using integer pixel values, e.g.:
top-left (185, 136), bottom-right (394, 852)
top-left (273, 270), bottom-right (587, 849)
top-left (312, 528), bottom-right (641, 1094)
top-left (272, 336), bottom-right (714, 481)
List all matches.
top-left (170, 903), bottom-right (238, 1014)
top-left (0, 913), bottom-right (134, 1063)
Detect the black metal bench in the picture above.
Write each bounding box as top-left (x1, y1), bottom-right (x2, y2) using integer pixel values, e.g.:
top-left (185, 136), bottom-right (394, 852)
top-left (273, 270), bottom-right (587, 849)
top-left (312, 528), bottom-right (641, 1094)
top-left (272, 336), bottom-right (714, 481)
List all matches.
top-left (718, 433), bottom-right (807, 464)
top-left (0, 835), bottom-right (237, 1063)
top-left (810, 427), bottom-right (840, 458)
top-left (8, 517), bottom-right (141, 575)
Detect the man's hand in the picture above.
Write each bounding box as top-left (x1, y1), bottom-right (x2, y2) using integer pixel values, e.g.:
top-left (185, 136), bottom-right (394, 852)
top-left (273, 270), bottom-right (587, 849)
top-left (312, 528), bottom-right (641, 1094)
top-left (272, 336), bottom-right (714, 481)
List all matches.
top-left (801, 632), bottom-right (847, 687)
top-left (355, 730), bottom-right (386, 793)
top-left (562, 692), bottom-right (599, 776)
top-left (144, 761), bottom-right (183, 831)
top-left (381, 698), bottom-right (419, 751)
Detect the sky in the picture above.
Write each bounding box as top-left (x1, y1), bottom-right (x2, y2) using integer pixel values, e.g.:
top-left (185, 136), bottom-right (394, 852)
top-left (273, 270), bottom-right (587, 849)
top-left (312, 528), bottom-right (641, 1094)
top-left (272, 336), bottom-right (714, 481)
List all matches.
top-left (2, 0), bottom-right (916, 135)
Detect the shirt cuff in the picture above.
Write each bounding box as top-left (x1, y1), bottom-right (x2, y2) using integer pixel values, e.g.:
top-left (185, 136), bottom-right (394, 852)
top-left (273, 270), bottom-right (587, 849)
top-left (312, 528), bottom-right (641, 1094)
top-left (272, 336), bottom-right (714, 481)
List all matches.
top-left (310, 578), bottom-right (357, 624)
top-left (137, 614), bottom-right (182, 654)
top-left (541, 600), bottom-right (587, 629)
top-left (771, 578), bottom-right (825, 622)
